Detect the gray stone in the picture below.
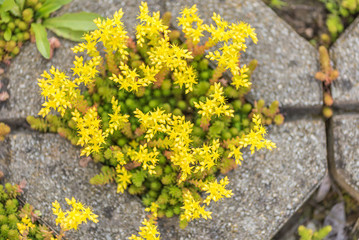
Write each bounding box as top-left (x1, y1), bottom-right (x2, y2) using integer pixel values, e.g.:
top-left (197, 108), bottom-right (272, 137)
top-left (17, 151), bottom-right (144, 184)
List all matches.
top-left (158, 118), bottom-right (327, 239)
top-left (0, 0), bottom-right (163, 121)
top-left (333, 114), bottom-right (359, 195)
top-left (331, 17), bottom-right (359, 107)
top-left (1, 132), bottom-right (146, 239)
top-left (165, 0), bottom-right (322, 109)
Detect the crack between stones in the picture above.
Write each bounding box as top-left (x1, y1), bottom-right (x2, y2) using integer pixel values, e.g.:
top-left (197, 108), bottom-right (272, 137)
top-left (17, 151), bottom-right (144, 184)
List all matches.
top-left (326, 116), bottom-right (359, 202)
top-left (0, 118), bottom-right (30, 132)
top-left (325, 43), bottom-right (359, 201)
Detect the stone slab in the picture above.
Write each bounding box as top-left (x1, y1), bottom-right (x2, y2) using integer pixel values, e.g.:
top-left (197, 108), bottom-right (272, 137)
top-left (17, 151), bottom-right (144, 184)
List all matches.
top-left (158, 118), bottom-right (327, 239)
top-left (0, 0), bottom-right (163, 121)
top-left (333, 114), bottom-right (359, 194)
top-left (166, 0), bottom-right (322, 109)
top-left (0, 132), bottom-right (146, 239)
top-left (331, 17), bottom-right (359, 106)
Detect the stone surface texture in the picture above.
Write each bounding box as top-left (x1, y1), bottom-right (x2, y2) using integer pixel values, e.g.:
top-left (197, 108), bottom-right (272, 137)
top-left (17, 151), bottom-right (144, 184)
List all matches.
top-left (0, 132), bottom-right (146, 239)
top-left (333, 114), bottom-right (359, 193)
top-left (166, 0), bottom-right (322, 108)
top-left (159, 119), bottom-right (327, 240)
top-left (0, 0), bottom-right (335, 239)
top-left (331, 18), bottom-right (359, 106)
top-left (0, 0), bottom-right (162, 121)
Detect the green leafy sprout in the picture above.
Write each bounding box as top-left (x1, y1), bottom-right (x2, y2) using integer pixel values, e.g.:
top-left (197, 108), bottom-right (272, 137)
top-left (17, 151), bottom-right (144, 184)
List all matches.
top-left (0, 0), bottom-right (101, 60)
top-left (298, 225), bottom-right (332, 240)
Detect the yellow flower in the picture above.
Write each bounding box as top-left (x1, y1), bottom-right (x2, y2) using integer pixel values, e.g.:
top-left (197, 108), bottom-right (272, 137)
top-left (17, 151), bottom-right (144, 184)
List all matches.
top-left (228, 114), bottom-right (276, 164)
top-left (193, 139), bottom-right (221, 173)
top-left (93, 10), bottom-right (129, 55)
top-left (199, 177), bottom-right (233, 205)
top-left (145, 202), bottom-right (159, 218)
top-left (71, 108), bottom-right (106, 156)
top-left (127, 144), bottom-right (159, 175)
top-left (116, 166), bottom-right (132, 193)
top-left (72, 55), bottom-right (101, 86)
top-left (194, 83), bottom-right (234, 119)
top-left (136, 1), bottom-right (169, 47)
top-left (37, 67), bottom-right (80, 117)
top-left (104, 97), bottom-right (130, 137)
top-left (177, 4), bottom-right (206, 44)
top-left (17, 215), bottom-right (36, 238)
top-left (51, 198), bottom-right (98, 232)
top-left (231, 64), bottom-right (250, 89)
top-left (180, 190), bottom-right (212, 222)
top-left (129, 218), bottom-right (160, 240)
top-left (134, 108), bottom-right (171, 140)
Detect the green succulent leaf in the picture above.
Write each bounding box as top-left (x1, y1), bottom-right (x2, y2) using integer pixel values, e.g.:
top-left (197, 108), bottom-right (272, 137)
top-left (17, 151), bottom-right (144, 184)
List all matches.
top-left (0, 11), bottom-right (10, 23)
top-left (0, 0), bottom-right (20, 16)
top-left (4, 28), bottom-right (12, 41)
top-left (43, 12), bottom-right (101, 32)
top-left (46, 26), bottom-right (85, 42)
top-left (36, 0), bottom-right (72, 19)
top-left (15, 0), bottom-right (25, 11)
top-left (31, 23), bottom-right (51, 59)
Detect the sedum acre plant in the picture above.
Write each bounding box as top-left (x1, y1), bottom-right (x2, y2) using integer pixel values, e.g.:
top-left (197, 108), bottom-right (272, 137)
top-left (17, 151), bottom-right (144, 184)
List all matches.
top-left (51, 197), bottom-right (98, 240)
top-left (0, 182), bottom-right (98, 239)
top-left (298, 225), bottom-right (332, 240)
top-left (30, 2), bottom-right (277, 238)
top-left (0, 122), bottom-right (10, 141)
top-left (320, 0), bottom-right (359, 40)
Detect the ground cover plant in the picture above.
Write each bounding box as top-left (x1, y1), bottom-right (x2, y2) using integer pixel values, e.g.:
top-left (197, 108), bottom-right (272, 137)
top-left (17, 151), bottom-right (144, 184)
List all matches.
top-left (1, 183), bottom-right (49, 240)
top-left (320, 0), bottom-right (359, 40)
top-left (0, 122), bottom-right (10, 141)
top-left (28, 2), bottom-right (280, 238)
top-left (0, 182), bottom-right (98, 240)
top-left (298, 225), bottom-right (332, 240)
top-left (0, 0), bottom-right (100, 61)
top-left (315, 45), bottom-right (338, 119)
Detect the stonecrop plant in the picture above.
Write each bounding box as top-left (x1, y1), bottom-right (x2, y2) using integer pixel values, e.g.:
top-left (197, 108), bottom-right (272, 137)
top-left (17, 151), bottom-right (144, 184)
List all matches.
top-left (320, 0), bottom-right (359, 40)
top-left (51, 197), bottom-right (98, 240)
top-left (0, 181), bottom-right (98, 240)
top-left (29, 2), bottom-right (278, 238)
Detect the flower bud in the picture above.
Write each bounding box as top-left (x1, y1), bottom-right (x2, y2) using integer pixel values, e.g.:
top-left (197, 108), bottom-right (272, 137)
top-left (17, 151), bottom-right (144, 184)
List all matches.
top-left (18, 21), bottom-right (28, 31)
top-left (26, 0), bottom-right (38, 7)
top-left (22, 8), bottom-right (34, 23)
top-left (322, 106), bottom-right (333, 118)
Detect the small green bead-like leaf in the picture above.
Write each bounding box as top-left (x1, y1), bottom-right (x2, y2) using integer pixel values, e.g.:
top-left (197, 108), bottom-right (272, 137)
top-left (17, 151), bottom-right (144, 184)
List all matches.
top-left (0, 11), bottom-right (11, 23)
top-left (4, 28), bottom-right (12, 41)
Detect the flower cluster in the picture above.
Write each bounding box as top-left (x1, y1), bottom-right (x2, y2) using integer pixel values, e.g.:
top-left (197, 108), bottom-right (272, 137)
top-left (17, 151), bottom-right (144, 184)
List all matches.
top-left (71, 107), bottom-right (106, 156)
top-left (38, 67), bottom-right (80, 117)
top-left (179, 5), bottom-right (257, 88)
top-left (129, 218), bottom-right (160, 240)
top-left (228, 114), bottom-right (276, 165)
top-left (180, 190), bottom-right (212, 222)
top-left (194, 82), bottom-right (234, 119)
top-left (17, 215), bottom-right (35, 238)
top-left (34, 2), bottom-right (278, 240)
top-left (52, 197), bottom-right (98, 232)
top-left (116, 166), bottom-right (133, 193)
